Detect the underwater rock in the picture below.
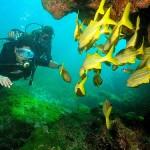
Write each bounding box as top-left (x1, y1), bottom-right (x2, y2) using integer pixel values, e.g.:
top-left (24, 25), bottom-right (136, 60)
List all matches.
top-left (42, 0), bottom-right (150, 44)
top-left (112, 119), bottom-right (141, 150)
top-left (42, 0), bottom-right (150, 19)
top-left (42, 0), bottom-right (75, 19)
top-left (21, 112), bottom-right (92, 150)
top-left (86, 118), bottom-right (148, 150)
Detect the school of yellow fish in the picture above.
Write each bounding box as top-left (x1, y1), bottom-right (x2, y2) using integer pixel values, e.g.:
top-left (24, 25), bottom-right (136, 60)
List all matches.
top-left (74, 0), bottom-right (150, 96)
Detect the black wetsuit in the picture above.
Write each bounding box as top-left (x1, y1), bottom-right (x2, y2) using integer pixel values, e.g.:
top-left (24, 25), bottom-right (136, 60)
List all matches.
top-left (0, 31), bottom-right (52, 82)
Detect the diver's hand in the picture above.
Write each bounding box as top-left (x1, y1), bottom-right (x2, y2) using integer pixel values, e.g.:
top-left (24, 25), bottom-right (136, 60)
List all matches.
top-left (0, 75), bottom-right (13, 88)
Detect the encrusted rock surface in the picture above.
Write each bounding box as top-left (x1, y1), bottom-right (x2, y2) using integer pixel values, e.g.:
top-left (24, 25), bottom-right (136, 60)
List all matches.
top-left (42, 0), bottom-right (150, 19)
top-left (42, 0), bottom-right (150, 44)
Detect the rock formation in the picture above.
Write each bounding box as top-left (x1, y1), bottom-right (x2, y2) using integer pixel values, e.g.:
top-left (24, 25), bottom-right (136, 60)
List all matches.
top-left (42, 0), bottom-right (150, 45)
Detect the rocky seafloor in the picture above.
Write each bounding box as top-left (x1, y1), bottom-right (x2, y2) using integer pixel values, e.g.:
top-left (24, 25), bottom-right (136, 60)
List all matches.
top-left (0, 85), bottom-right (150, 150)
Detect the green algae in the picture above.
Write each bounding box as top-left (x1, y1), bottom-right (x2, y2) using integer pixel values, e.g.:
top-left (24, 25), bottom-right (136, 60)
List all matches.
top-left (0, 86), bottom-right (65, 126)
top-left (11, 97), bottom-right (65, 125)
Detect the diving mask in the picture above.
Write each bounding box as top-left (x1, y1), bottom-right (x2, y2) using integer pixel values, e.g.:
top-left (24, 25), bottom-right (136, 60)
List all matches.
top-left (15, 47), bottom-right (34, 68)
top-left (16, 47), bottom-right (34, 60)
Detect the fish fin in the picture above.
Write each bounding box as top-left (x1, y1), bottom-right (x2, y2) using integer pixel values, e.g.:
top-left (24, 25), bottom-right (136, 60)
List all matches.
top-left (137, 37), bottom-right (144, 55)
top-left (94, 0), bottom-right (106, 21)
top-left (98, 0), bottom-right (106, 15)
top-left (75, 76), bottom-right (87, 96)
top-left (94, 44), bottom-right (104, 52)
top-left (118, 2), bottom-right (133, 29)
top-left (105, 45), bottom-right (118, 65)
top-left (75, 10), bottom-right (79, 24)
top-left (101, 25), bottom-right (112, 34)
top-left (112, 65), bottom-right (118, 71)
top-left (74, 11), bottom-right (80, 40)
top-left (59, 63), bottom-right (64, 75)
top-left (104, 62), bottom-right (111, 66)
top-left (100, 8), bottom-right (117, 26)
top-left (137, 57), bottom-right (149, 69)
top-left (136, 16), bottom-right (140, 31)
top-left (80, 21), bottom-right (85, 32)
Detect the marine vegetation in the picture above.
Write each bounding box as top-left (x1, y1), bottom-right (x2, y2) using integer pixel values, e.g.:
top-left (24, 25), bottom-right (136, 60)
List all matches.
top-left (74, 1), bottom-right (150, 96)
top-left (1, 85), bottom-right (150, 149)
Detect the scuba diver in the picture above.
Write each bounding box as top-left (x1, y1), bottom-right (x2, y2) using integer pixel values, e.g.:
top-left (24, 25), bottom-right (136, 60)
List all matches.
top-left (0, 24), bottom-right (71, 88)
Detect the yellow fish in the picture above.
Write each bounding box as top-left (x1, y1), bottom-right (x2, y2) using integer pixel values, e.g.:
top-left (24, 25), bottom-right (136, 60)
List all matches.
top-left (126, 16), bottom-right (140, 48)
top-left (84, 25), bottom-right (113, 53)
top-left (59, 65), bottom-right (72, 83)
top-left (80, 45), bottom-right (118, 76)
top-left (102, 100), bottom-right (112, 129)
top-left (127, 65), bottom-right (150, 87)
top-left (81, 29), bottom-right (102, 52)
top-left (100, 25), bottom-right (112, 35)
top-left (75, 76), bottom-right (87, 96)
top-left (94, 0), bottom-right (106, 21)
top-left (137, 47), bottom-right (150, 68)
top-left (102, 2), bottom-right (134, 53)
top-left (127, 56), bottom-right (150, 88)
top-left (143, 47), bottom-right (150, 58)
top-left (115, 41), bottom-right (144, 65)
top-left (117, 2), bottom-right (133, 29)
top-left (80, 53), bottom-right (102, 76)
top-left (78, 8), bottom-right (116, 52)
top-left (102, 25), bottom-right (122, 53)
top-left (93, 69), bottom-right (103, 86)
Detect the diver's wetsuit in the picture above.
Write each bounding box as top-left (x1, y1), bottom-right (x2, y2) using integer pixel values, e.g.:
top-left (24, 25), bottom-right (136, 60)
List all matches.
top-left (0, 30), bottom-right (52, 82)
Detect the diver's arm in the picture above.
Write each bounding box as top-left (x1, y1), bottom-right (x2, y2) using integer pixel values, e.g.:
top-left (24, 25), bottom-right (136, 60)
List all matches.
top-left (36, 58), bottom-right (62, 69)
top-left (48, 60), bottom-right (62, 69)
top-left (0, 75), bottom-right (13, 88)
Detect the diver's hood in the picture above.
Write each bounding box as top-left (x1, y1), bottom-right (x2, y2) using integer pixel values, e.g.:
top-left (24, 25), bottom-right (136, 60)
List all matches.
top-left (16, 47), bottom-right (34, 60)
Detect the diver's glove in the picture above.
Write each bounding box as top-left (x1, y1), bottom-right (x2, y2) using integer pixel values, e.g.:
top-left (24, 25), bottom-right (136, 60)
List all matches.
top-left (59, 64), bottom-right (72, 83)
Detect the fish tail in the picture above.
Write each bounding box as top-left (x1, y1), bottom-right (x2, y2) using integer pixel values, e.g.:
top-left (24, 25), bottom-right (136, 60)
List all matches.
top-left (80, 21), bottom-right (84, 31)
top-left (94, 0), bottom-right (106, 21)
top-left (105, 45), bottom-right (118, 65)
top-left (137, 58), bottom-right (148, 69)
top-left (99, 0), bottom-right (106, 15)
top-left (118, 2), bottom-right (133, 29)
top-left (100, 8), bottom-right (117, 26)
top-left (137, 37), bottom-right (144, 55)
top-left (136, 16), bottom-right (140, 31)
top-left (75, 10), bottom-right (79, 23)
top-left (75, 76), bottom-right (87, 96)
